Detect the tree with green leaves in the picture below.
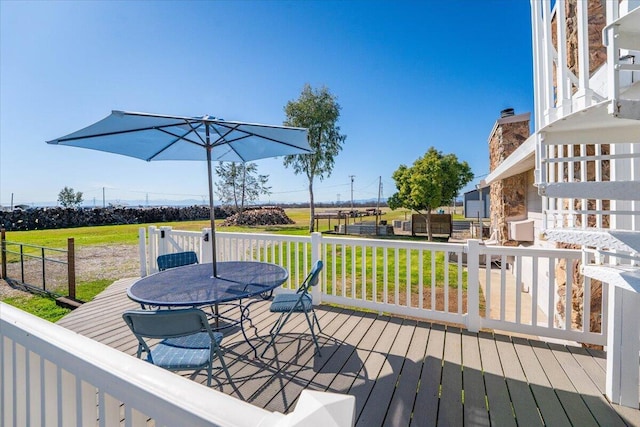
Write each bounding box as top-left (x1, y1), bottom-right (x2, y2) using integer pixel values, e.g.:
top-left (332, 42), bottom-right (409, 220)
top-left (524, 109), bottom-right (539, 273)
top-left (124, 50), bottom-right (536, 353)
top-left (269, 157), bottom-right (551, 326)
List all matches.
top-left (283, 84), bottom-right (346, 232)
top-left (215, 162), bottom-right (271, 216)
top-left (388, 147), bottom-right (473, 240)
top-left (57, 186), bottom-right (83, 208)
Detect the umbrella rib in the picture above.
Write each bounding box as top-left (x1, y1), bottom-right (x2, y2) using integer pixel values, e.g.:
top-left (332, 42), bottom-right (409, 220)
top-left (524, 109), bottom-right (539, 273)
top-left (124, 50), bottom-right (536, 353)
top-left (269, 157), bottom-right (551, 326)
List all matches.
top-left (49, 120), bottom-right (203, 143)
top-left (147, 124), bottom-right (207, 160)
top-left (213, 122), bottom-right (311, 154)
top-left (207, 123), bottom-right (250, 162)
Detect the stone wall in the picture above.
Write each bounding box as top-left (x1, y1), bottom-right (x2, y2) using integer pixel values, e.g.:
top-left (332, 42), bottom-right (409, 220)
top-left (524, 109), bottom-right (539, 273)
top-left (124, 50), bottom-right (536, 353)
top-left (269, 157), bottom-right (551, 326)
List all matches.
top-left (551, 0), bottom-right (607, 90)
top-left (490, 174), bottom-right (528, 245)
top-left (488, 117), bottom-right (530, 244)
top-left (0, 206), bottom-right (226, 232)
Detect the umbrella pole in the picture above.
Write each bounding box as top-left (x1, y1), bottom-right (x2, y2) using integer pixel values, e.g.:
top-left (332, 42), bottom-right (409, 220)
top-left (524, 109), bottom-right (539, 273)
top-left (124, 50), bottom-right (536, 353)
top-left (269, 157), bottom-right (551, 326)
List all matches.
top-left (206, 143), bottom-right (217, 278)
top-left (206, 138), bottom-right (220, 328)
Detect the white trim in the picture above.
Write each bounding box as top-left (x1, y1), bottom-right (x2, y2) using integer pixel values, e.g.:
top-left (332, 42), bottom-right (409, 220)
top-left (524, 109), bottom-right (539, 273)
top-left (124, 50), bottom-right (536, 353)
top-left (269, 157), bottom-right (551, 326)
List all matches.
top-left (484, 134), bottom-right (536, 185)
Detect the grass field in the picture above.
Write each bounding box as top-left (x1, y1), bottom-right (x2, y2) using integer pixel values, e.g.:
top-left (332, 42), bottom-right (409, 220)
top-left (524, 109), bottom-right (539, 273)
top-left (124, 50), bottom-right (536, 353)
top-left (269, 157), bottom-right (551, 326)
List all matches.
top-left (1, 206), bottom-right (466, 321)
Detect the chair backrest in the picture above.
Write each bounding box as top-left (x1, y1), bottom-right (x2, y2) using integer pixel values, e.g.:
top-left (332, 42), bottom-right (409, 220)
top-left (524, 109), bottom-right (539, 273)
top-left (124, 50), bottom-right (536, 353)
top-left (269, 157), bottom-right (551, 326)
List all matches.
top-left (157, 251), bottom-right (198, 271)
top-left (122, 308), bottom-right (210, 340)
top-left (300, 260), bottom-right (323, 293)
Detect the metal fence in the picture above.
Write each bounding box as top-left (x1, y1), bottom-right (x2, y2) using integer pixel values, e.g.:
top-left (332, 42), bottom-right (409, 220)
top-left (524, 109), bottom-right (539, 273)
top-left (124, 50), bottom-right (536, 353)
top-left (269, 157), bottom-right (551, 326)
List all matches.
top-left (0, 228), bottom-right (77, 300)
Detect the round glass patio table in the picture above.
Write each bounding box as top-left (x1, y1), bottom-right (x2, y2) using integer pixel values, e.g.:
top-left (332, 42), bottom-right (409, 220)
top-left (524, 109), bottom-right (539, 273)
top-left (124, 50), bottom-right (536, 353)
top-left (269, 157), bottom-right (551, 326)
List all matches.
top-left (127, 261), bottom-right (288, 357)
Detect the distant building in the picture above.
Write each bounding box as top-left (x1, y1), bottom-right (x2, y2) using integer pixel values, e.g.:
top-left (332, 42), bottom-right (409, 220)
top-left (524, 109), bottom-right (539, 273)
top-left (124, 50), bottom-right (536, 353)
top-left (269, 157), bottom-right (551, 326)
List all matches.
top-left (463, 187), bottom-right (489, 219)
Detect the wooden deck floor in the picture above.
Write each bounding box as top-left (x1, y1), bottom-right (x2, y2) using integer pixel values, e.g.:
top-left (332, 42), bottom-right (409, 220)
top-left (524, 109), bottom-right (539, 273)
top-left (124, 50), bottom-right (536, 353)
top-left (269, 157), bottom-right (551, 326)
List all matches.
top-left (57, 278), bottom-right (640, 426)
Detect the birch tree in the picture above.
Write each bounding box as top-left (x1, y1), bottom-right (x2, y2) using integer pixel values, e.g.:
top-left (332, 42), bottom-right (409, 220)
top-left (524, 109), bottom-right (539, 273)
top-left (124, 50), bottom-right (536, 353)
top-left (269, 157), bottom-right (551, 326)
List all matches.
top-left (283, 84), bottom-right (346, 232)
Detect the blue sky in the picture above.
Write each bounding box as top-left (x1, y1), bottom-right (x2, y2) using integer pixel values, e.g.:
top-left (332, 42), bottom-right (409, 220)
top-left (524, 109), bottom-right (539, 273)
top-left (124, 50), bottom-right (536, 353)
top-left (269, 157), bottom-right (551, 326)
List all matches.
top-left (0, 0), bottom-right (533, 207)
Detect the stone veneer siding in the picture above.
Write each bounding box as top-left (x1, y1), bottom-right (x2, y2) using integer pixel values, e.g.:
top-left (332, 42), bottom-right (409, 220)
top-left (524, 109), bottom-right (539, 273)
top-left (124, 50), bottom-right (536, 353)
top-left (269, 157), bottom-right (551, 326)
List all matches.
top-left (551, 0), bottom-right (607, 81)
top-left (488, 119), bottom-right (530, 245)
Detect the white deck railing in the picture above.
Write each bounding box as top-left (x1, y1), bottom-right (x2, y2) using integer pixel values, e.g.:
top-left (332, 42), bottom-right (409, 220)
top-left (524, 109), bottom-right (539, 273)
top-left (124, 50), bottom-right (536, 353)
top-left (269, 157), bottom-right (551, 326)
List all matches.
top-left (0, 302), bottom-right (354, 427)
top-left (142, 227), bottom-right (607, 347)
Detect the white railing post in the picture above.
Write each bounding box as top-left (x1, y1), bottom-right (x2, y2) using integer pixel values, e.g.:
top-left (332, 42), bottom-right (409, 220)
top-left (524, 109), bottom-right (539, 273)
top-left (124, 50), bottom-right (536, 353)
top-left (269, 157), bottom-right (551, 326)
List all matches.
top-left (138, 227), bottom-right (147, 277)
top-left (158, 226), bottom-right (172, 257)
top-left (466, 239), bottom-right (481, 332)
top-left (148, 226), bottom-right (158, 274)
top-left (201, 228), bottom-right (212, 263)
top-left (311, 232), bottom-right (322, 305)
top-left (606, 285), bottom-right (640, 407)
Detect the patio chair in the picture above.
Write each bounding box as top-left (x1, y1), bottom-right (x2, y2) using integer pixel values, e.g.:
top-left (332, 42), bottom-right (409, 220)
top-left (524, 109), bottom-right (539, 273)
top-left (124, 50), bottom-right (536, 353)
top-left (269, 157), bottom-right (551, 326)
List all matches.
top-left (122, 308), bottom-right (232, 387)
top-left (157, 251), bottom-right (198, 271)
top-left (261, 260), bottom-right (323, 357)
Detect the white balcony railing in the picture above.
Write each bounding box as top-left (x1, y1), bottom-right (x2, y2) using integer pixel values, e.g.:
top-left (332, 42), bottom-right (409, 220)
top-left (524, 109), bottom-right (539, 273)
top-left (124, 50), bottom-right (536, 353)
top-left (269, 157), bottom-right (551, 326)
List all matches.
top-left (0, 302), bottom-right (355, 426)
top-left (143, 227), bottom-right (607, 347)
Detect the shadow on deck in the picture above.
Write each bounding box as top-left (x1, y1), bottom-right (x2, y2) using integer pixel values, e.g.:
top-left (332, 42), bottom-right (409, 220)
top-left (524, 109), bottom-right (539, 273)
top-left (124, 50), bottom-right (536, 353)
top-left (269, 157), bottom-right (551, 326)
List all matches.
top-left (56, 278), bottom-right (640, 426)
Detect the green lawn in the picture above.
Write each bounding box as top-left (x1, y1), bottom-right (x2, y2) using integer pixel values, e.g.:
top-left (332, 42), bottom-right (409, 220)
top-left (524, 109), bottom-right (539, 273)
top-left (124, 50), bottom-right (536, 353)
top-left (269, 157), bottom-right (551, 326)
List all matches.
top-left (1, 206), bottom-right (467, 321)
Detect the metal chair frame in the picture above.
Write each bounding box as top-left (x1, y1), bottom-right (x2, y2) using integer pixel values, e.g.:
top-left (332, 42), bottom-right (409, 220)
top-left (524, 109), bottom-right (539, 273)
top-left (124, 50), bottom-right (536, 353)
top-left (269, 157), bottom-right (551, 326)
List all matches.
top-left (122, 308), bottom-right (231, 387)
top-left (262, 260), bottom-right (323, 357)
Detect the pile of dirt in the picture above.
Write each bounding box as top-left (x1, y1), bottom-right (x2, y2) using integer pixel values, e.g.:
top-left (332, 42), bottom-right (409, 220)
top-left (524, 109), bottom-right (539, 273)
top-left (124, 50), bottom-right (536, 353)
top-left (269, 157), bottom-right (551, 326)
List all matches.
top-left (221, 207), bottom-right (294, 226)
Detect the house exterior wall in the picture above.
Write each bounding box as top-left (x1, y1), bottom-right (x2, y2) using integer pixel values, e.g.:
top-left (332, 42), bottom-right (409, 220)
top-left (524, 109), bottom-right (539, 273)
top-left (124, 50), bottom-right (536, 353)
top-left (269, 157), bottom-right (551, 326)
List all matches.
top-left (488, 118), bottom-right (530, 245)
top-left (551, 0), bottom-right (607, 80)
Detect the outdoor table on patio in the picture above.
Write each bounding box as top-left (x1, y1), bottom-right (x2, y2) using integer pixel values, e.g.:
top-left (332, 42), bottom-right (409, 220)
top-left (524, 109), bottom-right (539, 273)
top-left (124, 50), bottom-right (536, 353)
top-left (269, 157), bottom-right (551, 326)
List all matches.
top-left (127, 261), bottom-right (288, 357)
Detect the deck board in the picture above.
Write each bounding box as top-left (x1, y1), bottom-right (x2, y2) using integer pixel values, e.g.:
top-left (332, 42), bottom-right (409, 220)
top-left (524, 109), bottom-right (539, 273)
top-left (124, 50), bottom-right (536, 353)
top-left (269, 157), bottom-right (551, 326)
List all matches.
top-left (56, 278), bottom-right (640, 426)
top-left (356, 318), bottom-right (415, 426)
top-left (492, 334), bottom-right (542, 426)
top-left (410, 323), bottom-right (445, 427)
top-left (383, 320), bottom-right (428, 426)
top-left (549, 342), bottom-right (627, 426)
top-left (438, 326), bottom-right (463, 426)
top-left (529, 340), bottom-right (599, 426)
top-left (461, 330), bottom-right (490, 427)
top-left (477, 331), bottom-right (518, 427)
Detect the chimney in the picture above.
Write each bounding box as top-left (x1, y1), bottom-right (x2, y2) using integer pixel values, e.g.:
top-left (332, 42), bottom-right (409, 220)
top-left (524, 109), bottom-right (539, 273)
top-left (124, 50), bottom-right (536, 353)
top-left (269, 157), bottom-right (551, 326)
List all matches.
top-left (500, 108), bottom-right (515, 118)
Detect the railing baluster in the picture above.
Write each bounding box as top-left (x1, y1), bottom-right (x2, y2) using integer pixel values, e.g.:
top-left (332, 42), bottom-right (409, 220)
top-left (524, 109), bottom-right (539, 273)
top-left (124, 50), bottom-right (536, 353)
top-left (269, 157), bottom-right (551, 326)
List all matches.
top-left (516, 255), bottom-right (522, 324)
top-left (406, 248), bottom-right (411, 308)
top-left (532, 256), bottom-right (539, 326)
top-left (418, 249), bottom-right (424, 310)
top-left (565, 257), bottom-right (573, 331)
top-left (342, 243), bottom-right (346, 298)
top-left (430, 250), bottom-right (436, 311)
top-left (500, 255), bottom-right (507, 322)
top-left (443, 251), bottom-right (449, 313)
top-left (457, 252), bottom-right (462, 315)
top-left (548, 257), bottom-right (555, 329)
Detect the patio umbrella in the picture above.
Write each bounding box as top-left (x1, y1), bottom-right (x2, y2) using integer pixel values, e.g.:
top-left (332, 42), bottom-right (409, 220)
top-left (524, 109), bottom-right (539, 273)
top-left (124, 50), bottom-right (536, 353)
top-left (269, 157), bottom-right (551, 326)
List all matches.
top-left (47, 110), bottom-right (311, 276)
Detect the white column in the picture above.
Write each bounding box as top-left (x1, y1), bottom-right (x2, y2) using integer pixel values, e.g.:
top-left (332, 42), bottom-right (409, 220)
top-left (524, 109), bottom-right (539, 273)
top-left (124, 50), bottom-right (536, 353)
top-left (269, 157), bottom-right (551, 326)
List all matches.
top-left (606, 284), bottom-right (640, 407)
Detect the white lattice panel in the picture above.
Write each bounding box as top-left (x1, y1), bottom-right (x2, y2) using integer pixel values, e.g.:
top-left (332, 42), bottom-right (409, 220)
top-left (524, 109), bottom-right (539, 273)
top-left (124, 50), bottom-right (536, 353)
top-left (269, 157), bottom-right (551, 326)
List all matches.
top-left (539, 181), bottom-right (640, 201)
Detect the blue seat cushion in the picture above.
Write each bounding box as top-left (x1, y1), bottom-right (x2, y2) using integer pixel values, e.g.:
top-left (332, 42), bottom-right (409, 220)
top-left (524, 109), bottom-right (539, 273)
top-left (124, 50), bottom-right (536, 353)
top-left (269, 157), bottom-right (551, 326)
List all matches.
top-left (149, 331), bottom-right (223, 369)
top-left (161, 331), bottom-right (223, 349)
top-left (157, 252), bottom-right (198, 271)
top-left (270, 293), bottom-right (312, 313)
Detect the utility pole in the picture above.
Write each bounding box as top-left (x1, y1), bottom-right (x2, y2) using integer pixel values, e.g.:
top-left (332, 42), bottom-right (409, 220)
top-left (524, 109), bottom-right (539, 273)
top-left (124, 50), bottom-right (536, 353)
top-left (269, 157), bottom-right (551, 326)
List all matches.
top-left (349, 175), bottom-right (355, 224)
top-left (337, 193), bottom-right (341, 206)
top-left (376, 176), bottom-right (382, 235)
top-left (102, 187), bottom-right (105, 208)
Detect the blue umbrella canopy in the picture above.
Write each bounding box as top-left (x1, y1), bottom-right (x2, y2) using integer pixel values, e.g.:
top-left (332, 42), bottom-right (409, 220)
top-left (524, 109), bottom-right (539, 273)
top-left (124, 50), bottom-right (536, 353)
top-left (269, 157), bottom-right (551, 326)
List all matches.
top-left (47, 110), bottom-right (311, 275)
top-left (47, 110), bottom-right (310, 162)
